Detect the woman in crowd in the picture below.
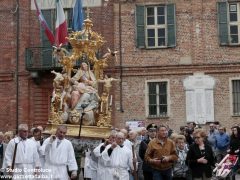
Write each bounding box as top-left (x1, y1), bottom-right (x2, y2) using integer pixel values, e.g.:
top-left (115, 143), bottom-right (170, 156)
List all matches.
top-left (173, 135), bottom-right (189, 180)
top-left (186, 129), bottom-right (215, 180)
top-left (228, 126), bottom-right (240, 155)
top-left (227, 126), bottom-right (240, 180)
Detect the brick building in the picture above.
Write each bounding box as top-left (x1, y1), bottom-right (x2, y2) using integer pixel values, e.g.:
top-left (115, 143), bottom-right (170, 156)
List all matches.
top-left (0, 0), bottom-right (240, 134)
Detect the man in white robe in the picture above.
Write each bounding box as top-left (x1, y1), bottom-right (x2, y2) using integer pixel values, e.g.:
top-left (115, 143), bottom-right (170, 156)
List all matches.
top-left (93, 131), bottom-right (116, 180)
top-left (102, 132), bottom-right (134, 180)
top-left (40, 125), bottom-right (77, 180)
top-left (120, 129), bottom-right (132, 150)
top-left (31, 128), bottom-right (45, 168)
top-left (3, 124), bottom-right (40, 180)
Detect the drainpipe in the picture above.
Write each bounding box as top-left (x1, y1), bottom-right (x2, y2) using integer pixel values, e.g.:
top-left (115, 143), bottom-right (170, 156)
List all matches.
top-left (119, 2), bottom-right (124, 112)
top-left (16, 0), bottom-right (20, 134)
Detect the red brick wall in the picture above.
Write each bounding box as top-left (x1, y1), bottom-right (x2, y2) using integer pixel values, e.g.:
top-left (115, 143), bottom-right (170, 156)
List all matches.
top-left (111, 0), bottom-right (240, 131)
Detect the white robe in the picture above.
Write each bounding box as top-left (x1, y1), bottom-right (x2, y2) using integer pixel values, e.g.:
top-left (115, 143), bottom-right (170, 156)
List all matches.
top-left (30, 137), bottom-right (45, 168)
top-left (84, 149), bottom-right (92, 178)
top-left (3, 137), bottom-right (40, 180)
top-left (93, 143), bottom-right (112, 180)
top-left (102, 144), bottom-right (133, 180)
top-left (40, 137), bottom-right (78, 180)
top-left (123, 139), bottom-right (132, 150)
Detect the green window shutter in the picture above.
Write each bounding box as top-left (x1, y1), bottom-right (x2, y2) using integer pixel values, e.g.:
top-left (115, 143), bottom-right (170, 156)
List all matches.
top-left (41, 10), bottom-right (54, 47)
top-left (41, 10), bottom-right (54, 67)
top-left (136, 5), bottom-right (145, 48)
top-left (167, 4), bottom-right (176, 47)
top-left (218, 2), bottom-right (229, 45)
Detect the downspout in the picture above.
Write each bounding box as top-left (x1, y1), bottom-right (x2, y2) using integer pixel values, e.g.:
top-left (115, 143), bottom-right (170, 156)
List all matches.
top-left (119, 2), bottom-right (124, 112)
top-left (16, 0), bottom-right (20, 134)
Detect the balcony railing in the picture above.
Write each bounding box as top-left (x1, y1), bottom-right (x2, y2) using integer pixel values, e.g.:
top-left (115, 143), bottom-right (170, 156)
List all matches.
top-left (25, 47), bottom-right (61, 71)
top-left (25, 47), bottom-right (82, 71)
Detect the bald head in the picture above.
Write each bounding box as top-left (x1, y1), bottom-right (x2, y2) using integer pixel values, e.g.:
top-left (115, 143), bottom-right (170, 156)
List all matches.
top-left (18, 124), bottom-right (28, 131)
top-left (56, 125), bottom-right (67, 140)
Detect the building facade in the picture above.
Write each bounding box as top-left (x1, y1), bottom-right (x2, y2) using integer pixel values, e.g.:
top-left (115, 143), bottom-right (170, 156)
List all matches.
top-left (0, 0), bottom-right (240, 133)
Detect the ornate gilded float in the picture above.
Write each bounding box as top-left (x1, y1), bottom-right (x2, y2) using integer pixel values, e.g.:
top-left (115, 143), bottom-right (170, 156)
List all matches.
top-left (45, 11), bottom-right (118, 138)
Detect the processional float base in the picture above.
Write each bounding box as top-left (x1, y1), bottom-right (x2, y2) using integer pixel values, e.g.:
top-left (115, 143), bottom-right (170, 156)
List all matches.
top-left (44, 123), bottom-right (111, 139)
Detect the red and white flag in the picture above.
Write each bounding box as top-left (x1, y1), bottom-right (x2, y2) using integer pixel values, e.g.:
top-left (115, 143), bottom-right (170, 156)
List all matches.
top-left (55, 0), bottom-right (68, 46)
top-left (34, 0), bottom-right (55, 45)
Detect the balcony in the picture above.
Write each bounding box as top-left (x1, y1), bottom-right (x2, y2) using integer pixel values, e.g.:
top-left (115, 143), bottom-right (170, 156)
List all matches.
top-left (25, 47), bottom-right (81, 71)
top-left (25, 47), bottom-right (61, 71)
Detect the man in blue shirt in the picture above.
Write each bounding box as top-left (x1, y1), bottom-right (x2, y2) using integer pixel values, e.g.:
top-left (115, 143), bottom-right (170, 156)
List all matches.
top-left (215, 126), bottom-right (230, 163)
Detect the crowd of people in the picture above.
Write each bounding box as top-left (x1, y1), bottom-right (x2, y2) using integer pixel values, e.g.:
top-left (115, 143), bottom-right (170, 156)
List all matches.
top-left (0, 121), bottom-right (239, 180)
top-left (82, 122), bottom-right (240, 180)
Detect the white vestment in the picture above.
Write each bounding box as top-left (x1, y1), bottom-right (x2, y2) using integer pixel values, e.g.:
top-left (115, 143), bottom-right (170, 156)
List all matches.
top-left (84, 149), bottom-right (92, 178)
top-left (123, 139), bottom-right (132, 150)
top-left (93, 143), bottom-right (112, 180)
top-left (40, 137), bottom-right (78, 180)
top-left (30, 137), bottom-right (45, 168)
top-left (102, 144), bottom-right (133, 180)
top-left (3, 137), bottom-right (40, 180)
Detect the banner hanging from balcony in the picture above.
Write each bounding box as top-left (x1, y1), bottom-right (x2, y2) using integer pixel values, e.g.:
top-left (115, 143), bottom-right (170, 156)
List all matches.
top-left (34, 0), bottom-right (55, 45)
top-left (55, 0), bottom-right (68, 46)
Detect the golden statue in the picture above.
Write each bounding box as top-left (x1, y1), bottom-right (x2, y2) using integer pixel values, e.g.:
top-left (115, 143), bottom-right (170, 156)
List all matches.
top-left (48, 11), bottom-right (119, 132)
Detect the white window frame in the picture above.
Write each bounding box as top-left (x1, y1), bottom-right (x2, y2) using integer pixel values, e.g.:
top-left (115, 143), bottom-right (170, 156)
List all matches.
top-left (229, 77), bottom-right (240, 116)
top-left (228, 3), bottom-right (240, 45)
top-left (145, 5), bottom-right (168, 48)
top-left (145, 79), bottom-right (170, 118)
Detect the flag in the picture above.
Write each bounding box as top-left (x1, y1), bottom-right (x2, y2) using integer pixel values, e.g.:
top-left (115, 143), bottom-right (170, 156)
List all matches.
top-left (72, 0), bottom-right (84, 31)
top-left (34, 0), bottom-right (55, 45)
top-left (55, 0), bottom-right (68, 46)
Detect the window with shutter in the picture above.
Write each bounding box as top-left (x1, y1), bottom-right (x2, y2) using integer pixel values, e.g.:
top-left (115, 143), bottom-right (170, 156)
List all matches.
top-left (136, 4), bottom-right (176, 49)
top-left (147, 81), bottom-right (168, 118)
top-left (218, 2), bottom-right (240, 45)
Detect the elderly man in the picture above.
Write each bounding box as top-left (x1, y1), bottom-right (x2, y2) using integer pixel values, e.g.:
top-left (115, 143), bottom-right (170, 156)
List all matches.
top-left (145, 125), bottom-right (178, 180)
top-left (120, 129), bottom-right (132, 150)
top-left (102, 132), bottom-right (134, 180)
top-left (93, 130), bottom-right (117, 180)
top-left (40, 125), bottom-right (77, 180)
top-left (3, 124), bottom-right (40, 180)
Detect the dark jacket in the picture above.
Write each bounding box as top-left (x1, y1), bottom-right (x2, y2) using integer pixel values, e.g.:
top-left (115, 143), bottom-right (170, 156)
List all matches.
top-left (186, 143), bottom-right (215, 178)
top-left (139, 137), bottom-right (153, 172)
top-left (229, 137), bottom-right (240, 155)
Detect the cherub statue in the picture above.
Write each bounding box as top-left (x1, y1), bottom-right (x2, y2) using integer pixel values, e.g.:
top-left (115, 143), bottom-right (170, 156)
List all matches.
top-left (51, 70), bottom-right (64, 89)
top-left (102, 48), bottom-right (118, 59)
top-left (52, 44), bottom-right (70, 60)
top-left (93, 48), bottom-right (118, 80)
top-left (98, 75), bottom-right (120, 95)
